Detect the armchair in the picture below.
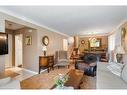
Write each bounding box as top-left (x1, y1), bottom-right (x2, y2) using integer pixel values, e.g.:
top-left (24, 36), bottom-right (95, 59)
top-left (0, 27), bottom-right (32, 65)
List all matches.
top-left (54, 50), bottom-right (70, 68)
top-left (75, 54), bottom-right (98, 76)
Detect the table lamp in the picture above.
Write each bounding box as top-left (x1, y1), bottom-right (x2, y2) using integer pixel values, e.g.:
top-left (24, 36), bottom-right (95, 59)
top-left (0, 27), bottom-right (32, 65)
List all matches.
top-left (42, 46), bottom-right (47, 56)
top-left (115, 45), bottom-right (125, 63)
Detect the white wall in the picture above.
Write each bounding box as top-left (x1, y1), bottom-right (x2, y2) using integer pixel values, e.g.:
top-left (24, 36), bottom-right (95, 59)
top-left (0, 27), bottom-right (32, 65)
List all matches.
top-left (0, 18), bottom-right (5, 32)
top-left (0, 18), bottom-right (5, 73)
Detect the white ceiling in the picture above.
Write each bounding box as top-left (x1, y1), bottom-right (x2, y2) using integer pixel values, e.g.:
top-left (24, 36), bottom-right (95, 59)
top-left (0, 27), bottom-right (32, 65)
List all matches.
top-left (0, 6), bottom-right (127, 36)
top-left (5, 21), bottom-right (25, 30)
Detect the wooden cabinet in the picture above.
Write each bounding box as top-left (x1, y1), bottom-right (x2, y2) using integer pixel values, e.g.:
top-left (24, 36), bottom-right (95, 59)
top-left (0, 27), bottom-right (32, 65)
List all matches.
top-left (39, 55), bottom-right (54, 74)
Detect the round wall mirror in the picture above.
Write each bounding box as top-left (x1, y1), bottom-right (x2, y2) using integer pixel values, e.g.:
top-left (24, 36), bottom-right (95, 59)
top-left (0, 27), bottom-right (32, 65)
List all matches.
top-left (42, 36), bottom-right (49, 46)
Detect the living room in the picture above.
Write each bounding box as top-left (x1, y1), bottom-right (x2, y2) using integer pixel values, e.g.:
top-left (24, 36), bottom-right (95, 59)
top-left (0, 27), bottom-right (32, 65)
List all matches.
top-left (0, 6), bottom-right (127, 90)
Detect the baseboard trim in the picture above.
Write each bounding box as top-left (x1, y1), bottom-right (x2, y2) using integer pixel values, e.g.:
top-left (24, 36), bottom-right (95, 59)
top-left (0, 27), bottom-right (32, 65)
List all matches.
top-left (23, 68), bottom-right (38, 74)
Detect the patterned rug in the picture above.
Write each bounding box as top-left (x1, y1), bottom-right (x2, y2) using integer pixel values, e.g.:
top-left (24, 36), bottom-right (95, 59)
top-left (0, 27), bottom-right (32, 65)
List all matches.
top-left (0, 70), bottom-right (20, 79)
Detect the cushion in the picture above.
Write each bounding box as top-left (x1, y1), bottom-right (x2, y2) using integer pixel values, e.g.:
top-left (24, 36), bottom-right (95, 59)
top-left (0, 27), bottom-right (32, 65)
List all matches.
top-left (107, 62), bottom-right (124, 77)
top-left (0, 77), bottom-right (11, 86)
top-left (121, 64), bottom-right (127, 83)
top-left (97, 62), bottom-right (127, 89)
top-left (107, 66), bottom-right (121, 77)
top-left (89, 62), bottom-right (96, 66)
top-left (0, 79), bottom-right (20, 89)
top-left (84, 54), bottom-right (97, 64)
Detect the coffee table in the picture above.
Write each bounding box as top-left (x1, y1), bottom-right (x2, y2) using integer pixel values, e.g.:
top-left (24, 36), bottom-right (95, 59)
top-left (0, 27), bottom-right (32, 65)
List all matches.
top-left (51, 69), bottom-right (84, 89)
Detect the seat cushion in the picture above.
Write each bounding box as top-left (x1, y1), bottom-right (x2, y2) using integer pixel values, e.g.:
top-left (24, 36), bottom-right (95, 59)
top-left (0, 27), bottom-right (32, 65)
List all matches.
top-left (97, 62), bottom-right (127, 89)
top-left (0, 79), bottom-right (20, 89)
top-left (0, 77), bottom-right (11, 86)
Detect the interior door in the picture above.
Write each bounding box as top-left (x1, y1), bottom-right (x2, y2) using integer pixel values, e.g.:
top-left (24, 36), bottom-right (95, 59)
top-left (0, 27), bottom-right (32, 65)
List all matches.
top-left (15, 34), bottom-right (23, 67)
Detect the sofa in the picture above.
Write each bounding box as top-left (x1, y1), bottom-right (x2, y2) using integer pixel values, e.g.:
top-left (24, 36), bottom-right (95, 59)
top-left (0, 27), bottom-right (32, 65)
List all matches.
top-left (0, 77), bottom-right (20, 89)
top-left (97, 62), bottom-right (127, 89)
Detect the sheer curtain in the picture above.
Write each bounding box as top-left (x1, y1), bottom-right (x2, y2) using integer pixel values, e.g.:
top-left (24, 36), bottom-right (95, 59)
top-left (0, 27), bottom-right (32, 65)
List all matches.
top-left (108, 33), bottom-right (116, 62)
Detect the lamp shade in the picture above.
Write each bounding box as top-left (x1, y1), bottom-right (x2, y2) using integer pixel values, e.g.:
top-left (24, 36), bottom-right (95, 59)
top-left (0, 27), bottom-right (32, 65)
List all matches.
top-left (115, 45), bottom-right (125, 54)
top-left (68, 37), bottom-right (74, 44)
top-left (42, 46), bottom-right (47, 51)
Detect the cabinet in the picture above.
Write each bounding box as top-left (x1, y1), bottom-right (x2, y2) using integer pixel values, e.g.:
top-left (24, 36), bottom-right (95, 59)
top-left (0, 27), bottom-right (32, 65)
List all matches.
top-left (39, 55), bottom-right (54, 74)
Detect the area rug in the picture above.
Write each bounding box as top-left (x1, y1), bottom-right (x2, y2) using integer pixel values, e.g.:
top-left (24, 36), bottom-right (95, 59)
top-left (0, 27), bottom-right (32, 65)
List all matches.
top-left (0, 70), bottom-right (20, 79)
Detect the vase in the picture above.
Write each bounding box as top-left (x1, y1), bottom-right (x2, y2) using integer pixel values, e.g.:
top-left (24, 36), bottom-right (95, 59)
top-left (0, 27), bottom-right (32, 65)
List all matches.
top-left (56, 84), bottom-right (64, 89)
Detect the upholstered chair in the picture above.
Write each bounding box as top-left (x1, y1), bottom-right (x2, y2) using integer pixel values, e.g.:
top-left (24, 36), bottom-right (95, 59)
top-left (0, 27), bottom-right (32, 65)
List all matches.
top-left (75, 54), bottom-right (98, 76)
top-left (54, 50), bottom-right (70, 68)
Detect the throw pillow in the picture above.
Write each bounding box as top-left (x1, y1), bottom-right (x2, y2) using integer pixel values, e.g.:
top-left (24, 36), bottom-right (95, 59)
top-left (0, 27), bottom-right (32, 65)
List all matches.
top-left (121, 64), bottom-right (127, 83)
top-left (89, 62), bottom-right (96, 66)
top-left (107, 62), bottom-right (124, 77)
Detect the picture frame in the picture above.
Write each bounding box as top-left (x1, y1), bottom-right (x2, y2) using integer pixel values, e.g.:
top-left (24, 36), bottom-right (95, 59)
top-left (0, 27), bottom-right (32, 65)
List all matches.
top-left (121, 27), bottom-right (126, 51)
top-left (25, 36), bottom-right (32, 45)
top-left (89, 38), bottom-right (101, 48)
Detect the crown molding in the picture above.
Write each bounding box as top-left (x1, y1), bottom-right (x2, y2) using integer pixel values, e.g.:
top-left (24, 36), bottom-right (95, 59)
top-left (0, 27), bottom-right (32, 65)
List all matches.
top-left (78, 32), bottom-right (109, 38)
top-left (109, 19), bottom-right (127, 35)
top-left (0, 9), bottom-right (70, 37)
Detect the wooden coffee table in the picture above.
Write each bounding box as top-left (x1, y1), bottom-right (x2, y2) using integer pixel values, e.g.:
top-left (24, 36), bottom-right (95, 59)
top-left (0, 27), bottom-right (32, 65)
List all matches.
top-left (51, 69), bottom-right (84, 89)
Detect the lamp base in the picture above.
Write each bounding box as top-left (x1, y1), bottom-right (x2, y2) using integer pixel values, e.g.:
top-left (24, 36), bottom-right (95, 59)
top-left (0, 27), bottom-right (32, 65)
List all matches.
top-left (44, 51), bottom-right (46, 56)
top-left (116, 54), bottom-right (123, 63)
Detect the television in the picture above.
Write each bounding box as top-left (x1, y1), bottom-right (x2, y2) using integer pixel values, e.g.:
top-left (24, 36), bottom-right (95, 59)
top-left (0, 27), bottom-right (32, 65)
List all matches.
top-left (0, 33), bottom-right (8, 55)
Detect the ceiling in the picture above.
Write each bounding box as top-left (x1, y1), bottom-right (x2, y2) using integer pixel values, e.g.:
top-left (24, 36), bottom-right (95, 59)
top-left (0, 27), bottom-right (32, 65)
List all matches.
top-left (5, 21), bottom-right (25, 30)
top-left (1, 6), bottom-right (127, 36)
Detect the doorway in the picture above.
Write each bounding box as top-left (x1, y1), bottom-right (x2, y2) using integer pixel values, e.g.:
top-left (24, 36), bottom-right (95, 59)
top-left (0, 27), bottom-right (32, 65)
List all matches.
top-left (15, 34), bottom-right (23, 67)
top-left (5, 34), bottom-right (13, 68)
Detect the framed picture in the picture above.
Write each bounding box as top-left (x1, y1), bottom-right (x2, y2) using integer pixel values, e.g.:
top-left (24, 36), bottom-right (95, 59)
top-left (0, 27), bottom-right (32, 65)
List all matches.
top-left (25, 36), bottom-right (32, 45)
top-left (89, 38), bottom-right (101, 48)
top-left (121, 27), bottom-right (126, 51)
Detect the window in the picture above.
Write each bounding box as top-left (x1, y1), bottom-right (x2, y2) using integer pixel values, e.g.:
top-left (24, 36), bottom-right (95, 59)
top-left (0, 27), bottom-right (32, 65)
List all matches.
top-left (108, 34), bottom-right (115, 51)
top-left (63, 39), bottom-right (68, 51)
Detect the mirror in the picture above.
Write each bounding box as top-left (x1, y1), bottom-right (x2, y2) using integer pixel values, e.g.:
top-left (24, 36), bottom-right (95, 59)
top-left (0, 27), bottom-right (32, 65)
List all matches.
top-left (42, 36), bottom-right (49, 46)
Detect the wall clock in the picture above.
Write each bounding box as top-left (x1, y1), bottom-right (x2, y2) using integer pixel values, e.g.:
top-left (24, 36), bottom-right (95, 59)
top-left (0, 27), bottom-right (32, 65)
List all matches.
top-left (81, 40), bottom-right (85, 44)
top-left (42, 36), bottom-right (49, 46)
